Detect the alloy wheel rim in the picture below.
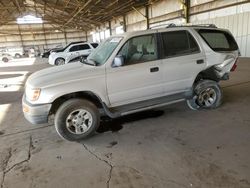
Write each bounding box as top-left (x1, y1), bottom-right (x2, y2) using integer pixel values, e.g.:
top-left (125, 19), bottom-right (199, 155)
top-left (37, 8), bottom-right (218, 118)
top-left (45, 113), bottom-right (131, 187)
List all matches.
top-left (197, 88), bottom-right (217, 107)
top-left (66, 109), bottom-right (93, 135)
top-left (57, 59), bottom-right (64, 65)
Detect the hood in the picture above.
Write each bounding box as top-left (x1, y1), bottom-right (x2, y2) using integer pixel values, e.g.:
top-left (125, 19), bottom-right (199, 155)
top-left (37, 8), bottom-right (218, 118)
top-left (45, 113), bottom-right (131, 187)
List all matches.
top-left (27, 62), bottom-right (104, 88)
top-left (52, 48), bottom-right (64, 53)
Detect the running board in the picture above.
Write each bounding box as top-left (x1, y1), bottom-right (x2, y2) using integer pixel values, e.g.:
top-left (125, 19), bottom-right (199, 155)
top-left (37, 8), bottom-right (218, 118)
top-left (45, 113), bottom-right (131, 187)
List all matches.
top-left (120, 99), bottom-right (185, 116)
top-left (102, 92), bottom-right (187, 118)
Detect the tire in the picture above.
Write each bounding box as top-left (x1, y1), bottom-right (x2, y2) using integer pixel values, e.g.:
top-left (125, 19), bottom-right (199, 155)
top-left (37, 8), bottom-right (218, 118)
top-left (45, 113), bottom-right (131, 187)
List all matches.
top-left (186, 80), bottom-right (222, 110)
top-left (55, 99), bottom-right (100, 141)
top-left (15, 53), bottom-right (21, 58)
top-left (55, 58), bottom-right (65, 66)
top-left (2, 57), bottom-right (9, 63)
top-left (187, 99), bottom-right (200, 110)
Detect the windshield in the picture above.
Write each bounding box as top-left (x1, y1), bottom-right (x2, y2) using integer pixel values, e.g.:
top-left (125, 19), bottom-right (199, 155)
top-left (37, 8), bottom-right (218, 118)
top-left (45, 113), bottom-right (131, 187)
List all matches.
top-left (87, 37), bottom-right (123, 65)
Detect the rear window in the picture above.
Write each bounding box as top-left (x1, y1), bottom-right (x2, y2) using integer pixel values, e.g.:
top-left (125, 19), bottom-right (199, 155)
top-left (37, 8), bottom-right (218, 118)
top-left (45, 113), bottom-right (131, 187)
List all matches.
top-left (78, 44), bottom-right (91, 50)
top-left (198, 29), bottom-right (238, 51)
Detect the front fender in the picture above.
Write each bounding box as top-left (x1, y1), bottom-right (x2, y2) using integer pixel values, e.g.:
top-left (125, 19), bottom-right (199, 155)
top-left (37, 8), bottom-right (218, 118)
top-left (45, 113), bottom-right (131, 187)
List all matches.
top-left (37, 76), bottom-right (109, 106)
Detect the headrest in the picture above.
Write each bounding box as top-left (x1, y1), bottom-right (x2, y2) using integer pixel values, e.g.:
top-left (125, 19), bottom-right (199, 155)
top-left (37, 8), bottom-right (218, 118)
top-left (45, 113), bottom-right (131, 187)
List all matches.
top-left (146, 44), bottom-right (155, 54)
top-left (137, 44), bottom-right (144, 53)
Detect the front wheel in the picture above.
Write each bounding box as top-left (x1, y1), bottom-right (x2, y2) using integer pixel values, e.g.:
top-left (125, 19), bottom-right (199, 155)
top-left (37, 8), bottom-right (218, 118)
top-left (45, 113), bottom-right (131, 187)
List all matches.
top-left (2, 57), bottom-right (9, 63)
top-left (186, 80), bottom-right (222, 110)
top-left (55, 58), bottom-right (65, 66)
top-left (55, 99), bottom-right (100, 141)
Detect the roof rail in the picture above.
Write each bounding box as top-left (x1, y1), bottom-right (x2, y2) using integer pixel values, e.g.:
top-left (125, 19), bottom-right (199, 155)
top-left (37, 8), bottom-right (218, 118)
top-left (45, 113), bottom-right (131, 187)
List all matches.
top-left (166, 23), bottom-right (217, 28)
top-left (166, 23), bottom-right (177, 28)
top-left (193, 24), bottom-right (217, 28)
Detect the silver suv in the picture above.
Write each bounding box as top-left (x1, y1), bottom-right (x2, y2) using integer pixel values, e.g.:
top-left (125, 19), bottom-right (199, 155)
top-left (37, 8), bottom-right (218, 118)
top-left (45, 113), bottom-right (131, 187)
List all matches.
top-left (22, 25), bottom-right (239, 141)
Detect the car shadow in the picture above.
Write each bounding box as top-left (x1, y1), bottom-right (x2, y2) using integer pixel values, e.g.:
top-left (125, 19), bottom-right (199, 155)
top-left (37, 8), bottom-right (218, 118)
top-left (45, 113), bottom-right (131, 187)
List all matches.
top-left (97, 110), bottom-right (165, 133)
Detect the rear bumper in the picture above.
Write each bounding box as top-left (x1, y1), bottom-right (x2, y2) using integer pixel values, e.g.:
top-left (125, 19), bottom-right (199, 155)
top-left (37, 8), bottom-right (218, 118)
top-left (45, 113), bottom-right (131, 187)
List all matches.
top-left (22, 95), bottom-right (52, 124)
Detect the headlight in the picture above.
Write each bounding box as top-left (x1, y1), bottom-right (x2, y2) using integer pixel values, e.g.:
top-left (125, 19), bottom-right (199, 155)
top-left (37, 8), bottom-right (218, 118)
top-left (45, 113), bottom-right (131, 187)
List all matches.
top-left (26, 88), bottom-right (41, 101)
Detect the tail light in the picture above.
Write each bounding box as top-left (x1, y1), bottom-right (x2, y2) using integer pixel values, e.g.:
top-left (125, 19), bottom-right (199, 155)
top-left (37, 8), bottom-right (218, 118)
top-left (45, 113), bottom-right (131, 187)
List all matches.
top-left (230, 58), bottom-right (238, 72)
top-left (230, 63), bottom-right (237, 72)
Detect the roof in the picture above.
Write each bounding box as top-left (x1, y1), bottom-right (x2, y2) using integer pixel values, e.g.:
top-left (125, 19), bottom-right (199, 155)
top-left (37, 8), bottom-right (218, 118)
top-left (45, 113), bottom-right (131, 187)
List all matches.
top-left (109, 24), bottom-right (221, 39)
top-left (0, 0), bottom-right (159, 30)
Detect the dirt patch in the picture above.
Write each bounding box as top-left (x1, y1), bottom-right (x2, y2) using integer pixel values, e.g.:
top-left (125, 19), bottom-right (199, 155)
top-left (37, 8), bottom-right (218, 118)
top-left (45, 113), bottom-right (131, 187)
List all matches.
top-left (194, 163), bottom-right (250, 188)
top-left (183, 155), bottom-right (250, 188)
top-left (107, 141), bottom-right (118, 148)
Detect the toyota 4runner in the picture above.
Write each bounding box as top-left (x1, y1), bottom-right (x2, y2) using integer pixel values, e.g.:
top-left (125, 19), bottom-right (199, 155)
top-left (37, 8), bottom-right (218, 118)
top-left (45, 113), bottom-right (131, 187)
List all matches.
top-left (22, 25), bottom-right (239, 141)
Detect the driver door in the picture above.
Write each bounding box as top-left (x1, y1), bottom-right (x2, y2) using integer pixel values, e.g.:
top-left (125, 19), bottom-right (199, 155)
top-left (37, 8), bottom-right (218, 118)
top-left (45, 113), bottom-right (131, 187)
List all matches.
top-left (106, 34), bottom-right (164, 107)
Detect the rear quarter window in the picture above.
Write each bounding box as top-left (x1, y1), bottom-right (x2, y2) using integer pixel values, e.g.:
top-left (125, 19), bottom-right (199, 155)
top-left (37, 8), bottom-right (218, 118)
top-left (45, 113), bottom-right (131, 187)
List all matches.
top-left (198, 29), bottom-right (238, 51)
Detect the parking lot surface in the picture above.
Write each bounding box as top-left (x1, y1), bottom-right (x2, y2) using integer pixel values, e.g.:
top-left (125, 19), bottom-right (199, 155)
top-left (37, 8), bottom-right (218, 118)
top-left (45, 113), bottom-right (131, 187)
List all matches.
top-left (0, 58), bottom-right (250, 188)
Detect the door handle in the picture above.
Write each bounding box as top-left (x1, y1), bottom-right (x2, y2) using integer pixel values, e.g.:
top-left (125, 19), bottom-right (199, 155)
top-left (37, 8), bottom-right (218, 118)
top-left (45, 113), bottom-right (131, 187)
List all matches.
top-left (196, 59), bottom-right (204, 64)
top-left (150, 67), bottom-right (159, 72)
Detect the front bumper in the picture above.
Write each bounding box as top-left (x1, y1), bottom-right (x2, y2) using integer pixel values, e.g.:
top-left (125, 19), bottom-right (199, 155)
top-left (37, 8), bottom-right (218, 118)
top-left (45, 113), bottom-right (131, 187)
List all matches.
top-left (48, 56), bottom-right (55, 65)
top-left (22, 95), bottom-right (52, 124)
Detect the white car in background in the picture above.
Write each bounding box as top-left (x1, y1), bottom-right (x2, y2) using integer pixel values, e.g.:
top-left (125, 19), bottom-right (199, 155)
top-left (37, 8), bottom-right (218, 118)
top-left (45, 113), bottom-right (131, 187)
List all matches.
top-left (48, 42), bottom-right (98, 66)
top-left (0, 47), bottom-right (23, 58)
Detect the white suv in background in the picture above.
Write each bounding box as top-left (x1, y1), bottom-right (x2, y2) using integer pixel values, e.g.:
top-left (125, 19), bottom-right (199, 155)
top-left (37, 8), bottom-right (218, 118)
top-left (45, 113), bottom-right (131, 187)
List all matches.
top-left (23, 25), bottom-right (239, 141)
top-left (48, 42), bottom-right (98, 66)
top-left (0, 47), bottom-right (23, 58)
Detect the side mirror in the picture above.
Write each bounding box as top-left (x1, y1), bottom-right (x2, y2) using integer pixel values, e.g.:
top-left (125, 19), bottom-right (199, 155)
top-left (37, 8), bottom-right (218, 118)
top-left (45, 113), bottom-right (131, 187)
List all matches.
top-left (113, 55), bottom-right (124, 67)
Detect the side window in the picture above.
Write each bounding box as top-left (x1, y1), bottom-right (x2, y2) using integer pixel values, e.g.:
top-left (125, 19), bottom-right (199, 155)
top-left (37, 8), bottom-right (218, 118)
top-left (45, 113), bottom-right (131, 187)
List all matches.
top-left (188, 33), bottom-right (200, 53)
top-left (162, 30), bottom-right (199, 58)
top-left (91, 43), bottom-right (99, 48)
top-left (69, 45), bottom-right (79, 52)
top-left (78, 44), bottom-right (91, 50)
top-left (118, 34), bottom-right (157, 65)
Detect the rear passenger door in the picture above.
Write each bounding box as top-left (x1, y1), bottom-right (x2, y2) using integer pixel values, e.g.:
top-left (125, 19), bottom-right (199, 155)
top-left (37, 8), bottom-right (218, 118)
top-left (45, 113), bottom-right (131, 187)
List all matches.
top-left (160, 30), bottom-right (206, 95)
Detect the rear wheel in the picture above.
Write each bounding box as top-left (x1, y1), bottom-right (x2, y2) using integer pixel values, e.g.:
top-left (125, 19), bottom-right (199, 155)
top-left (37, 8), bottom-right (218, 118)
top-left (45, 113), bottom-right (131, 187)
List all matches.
top-left (15, 53), bottom-right (21, 58)
top-left (187, 80), bottom-right (222, 110)
top-left (55, 58), bottom-right (65, 66)
top-left (55, 99), bottom-right (100, 141)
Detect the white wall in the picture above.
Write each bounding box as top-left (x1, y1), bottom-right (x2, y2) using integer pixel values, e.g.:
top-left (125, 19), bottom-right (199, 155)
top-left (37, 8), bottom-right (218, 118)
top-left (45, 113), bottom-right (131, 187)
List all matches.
top-left (0, 23), bottom-right (87, 52)
top-left (90, 0), bottom-right (185, 41)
